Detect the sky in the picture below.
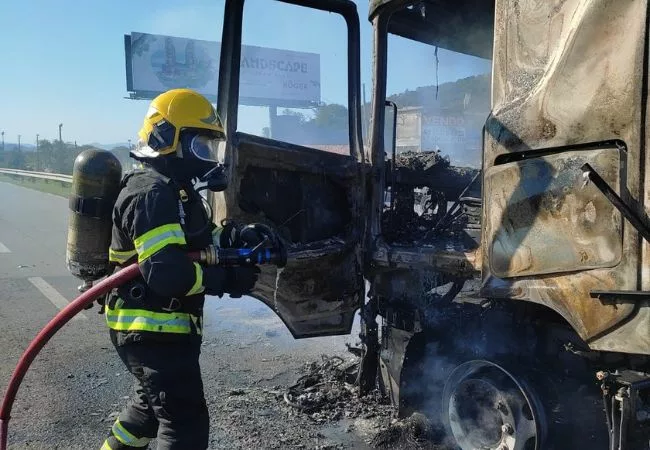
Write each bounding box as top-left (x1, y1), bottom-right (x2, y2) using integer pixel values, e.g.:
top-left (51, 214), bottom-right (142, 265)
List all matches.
top-left (0, 0), bottom-right (491, 146)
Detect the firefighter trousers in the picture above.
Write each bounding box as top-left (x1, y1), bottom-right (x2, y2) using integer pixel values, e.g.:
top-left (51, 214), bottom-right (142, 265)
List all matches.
top-left (101, 332), bottom-right (209, 450)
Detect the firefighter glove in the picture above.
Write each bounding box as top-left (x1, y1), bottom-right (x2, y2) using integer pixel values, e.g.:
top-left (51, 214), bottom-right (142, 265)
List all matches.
top-left (225, 266), bottom-right (260, 298)
top-left (202, 266), bottom-right (228, 297)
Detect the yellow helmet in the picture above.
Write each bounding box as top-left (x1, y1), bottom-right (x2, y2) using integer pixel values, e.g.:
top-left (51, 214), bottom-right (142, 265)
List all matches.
top-left (136, 88), bottom-right (223, 157)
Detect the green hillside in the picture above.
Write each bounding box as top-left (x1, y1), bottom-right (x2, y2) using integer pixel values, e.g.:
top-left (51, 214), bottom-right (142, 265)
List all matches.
top-left (386, 73), bottom-right (491, 114)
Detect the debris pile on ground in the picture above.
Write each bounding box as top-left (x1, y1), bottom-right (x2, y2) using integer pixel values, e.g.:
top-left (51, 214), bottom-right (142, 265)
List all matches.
top-left (371, 412), bottom-right (453, 450)
top-left (283, 355), bottom-right (394, 424)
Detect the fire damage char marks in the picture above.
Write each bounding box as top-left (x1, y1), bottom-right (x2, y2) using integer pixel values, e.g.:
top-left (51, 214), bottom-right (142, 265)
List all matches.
top-left (391, 151), bottom-right (479, 195)
top-left (383, 151), bottom-right (481, 246)
top-left (486, 148), bottom-right (622, 277)
top-left (484, 0), bottom-right (648, 353)
top-left (273, 244), bottom-right (360, 306)
top-left (217, 132), bottom-right (364, 339)
top-left (540, 270), bottom-right (632, 337)
top-left (394, 151), bottom-right (450, 172)
top-left (252, 245), bottom-right (362, 338)
top-left (482, 146), bottom-right (637, 340)
top-left (238, 165), bottom-right (351, 244)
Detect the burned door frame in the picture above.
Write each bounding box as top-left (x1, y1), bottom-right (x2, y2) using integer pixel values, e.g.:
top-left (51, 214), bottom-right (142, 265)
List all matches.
top-left (217, 0), bottom-right (365, 163)
top-left (366, 0), bottom-right (492, 265)
top-left (364, 0), bottom-right (494, 405)
top-left (213, 0), bottom-right (368, 338)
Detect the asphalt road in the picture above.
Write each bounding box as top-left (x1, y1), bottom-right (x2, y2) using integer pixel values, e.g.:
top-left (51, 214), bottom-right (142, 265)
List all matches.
top-left (0, 182), bottom-right (369, 449)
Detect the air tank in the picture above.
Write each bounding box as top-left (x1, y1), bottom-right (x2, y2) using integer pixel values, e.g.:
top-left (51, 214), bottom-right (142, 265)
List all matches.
top-left (66, 149), bottom-right (122, 282)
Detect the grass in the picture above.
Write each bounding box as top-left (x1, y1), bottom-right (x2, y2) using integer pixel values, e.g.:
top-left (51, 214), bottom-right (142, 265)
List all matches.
top-left (0, 173), bottom-right (71, 198)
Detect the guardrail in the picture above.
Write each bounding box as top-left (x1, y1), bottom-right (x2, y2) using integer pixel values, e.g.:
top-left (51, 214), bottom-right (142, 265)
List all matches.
top-left (0, 168), bottom-right (72, 184)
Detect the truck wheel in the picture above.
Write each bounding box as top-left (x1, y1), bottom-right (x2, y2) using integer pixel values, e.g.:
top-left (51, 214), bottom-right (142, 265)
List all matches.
top-left (398, 335), bottom-right (608, 450)
top-left (441, 360), bottom-right (545, 450)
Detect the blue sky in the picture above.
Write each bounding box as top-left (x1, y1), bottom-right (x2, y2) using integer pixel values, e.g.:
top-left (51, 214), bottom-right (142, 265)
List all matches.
top-left (0, 0), bottom-right (490, 145)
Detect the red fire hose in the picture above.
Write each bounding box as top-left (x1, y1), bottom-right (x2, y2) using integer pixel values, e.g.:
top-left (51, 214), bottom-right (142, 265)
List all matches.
top-left (0, 253), bottom-right (199, 450)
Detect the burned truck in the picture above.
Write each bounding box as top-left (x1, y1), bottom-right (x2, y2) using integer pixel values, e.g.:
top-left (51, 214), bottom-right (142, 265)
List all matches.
top-left (209, 0), bottom-right (650, 448)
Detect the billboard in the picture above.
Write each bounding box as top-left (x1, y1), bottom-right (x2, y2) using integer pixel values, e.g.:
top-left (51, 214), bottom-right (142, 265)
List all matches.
top-left (125, 32), bottom-right (321, 107)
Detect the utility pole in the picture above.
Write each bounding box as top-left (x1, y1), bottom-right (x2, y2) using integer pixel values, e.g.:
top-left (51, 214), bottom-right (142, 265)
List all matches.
top-left (36, 134), bottom-right (40, 170)
top-left (362, 83), bottom-right (369, 140)
top-left (17, 135), bottom-right (21, 152)
top-left (268, 105), bottom-right (277, 139)
top-left (57, 123), bottom-right (63, 168)
top-left (1, 131), bottom-right (4, 152)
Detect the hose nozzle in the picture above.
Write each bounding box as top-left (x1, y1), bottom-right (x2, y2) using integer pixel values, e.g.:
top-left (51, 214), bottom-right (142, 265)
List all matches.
top-left (199, 245), bottom-right (287, 268)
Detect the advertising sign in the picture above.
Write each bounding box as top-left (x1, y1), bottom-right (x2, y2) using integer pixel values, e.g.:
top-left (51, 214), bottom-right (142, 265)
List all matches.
top-left (395, 109), bottom-right (421, 148)
top-left (421, 115), bottom-right (466, 148)
top-left (125, 32), bottom-right (321, 107)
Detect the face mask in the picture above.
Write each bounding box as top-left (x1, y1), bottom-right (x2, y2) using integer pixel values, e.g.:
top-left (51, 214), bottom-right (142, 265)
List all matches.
top-left (187, 135), bottom-right (228, 191)
top-left (178, 132), bottom-right (228, 191)
top-left (200, 164), bottom-right (228, 192)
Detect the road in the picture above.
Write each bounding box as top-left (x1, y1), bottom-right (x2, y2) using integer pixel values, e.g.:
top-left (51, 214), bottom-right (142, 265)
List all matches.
top-left (0, 182), bottom-right (379, 450)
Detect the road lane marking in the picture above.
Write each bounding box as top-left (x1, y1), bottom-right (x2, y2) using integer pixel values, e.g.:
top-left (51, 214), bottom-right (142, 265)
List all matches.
top-left (28, 277), bottom-right (87, 320)
top-left (0, 242), bottom-right (10, 253)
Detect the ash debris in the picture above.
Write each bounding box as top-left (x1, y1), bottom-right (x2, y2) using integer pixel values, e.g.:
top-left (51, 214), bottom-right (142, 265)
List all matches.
top-left (280, 355), bottom-right (458, 449)
top-left (283, 355), bottom-right (393, 424)
top-left (371, 413), bottom-right (454, 450)
top-left (394, 150), bottom-right (451, 173)
top-left (391, 151), bottom-right (479, 185)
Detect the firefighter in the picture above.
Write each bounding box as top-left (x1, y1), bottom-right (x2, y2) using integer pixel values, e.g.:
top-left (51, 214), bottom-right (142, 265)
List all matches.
top-left (101, 88), bottom-right (258, 450)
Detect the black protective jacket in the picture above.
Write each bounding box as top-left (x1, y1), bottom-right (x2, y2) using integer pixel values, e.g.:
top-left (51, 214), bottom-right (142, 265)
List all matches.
top-left (106, 167), bottom-right (219, 345)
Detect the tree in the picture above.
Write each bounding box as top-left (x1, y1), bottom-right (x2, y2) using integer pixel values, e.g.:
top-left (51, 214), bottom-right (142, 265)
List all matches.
top-left (386, 73), bottom-right (490, 114)
top-left (281, 109), bottom-right (308, 124)
top-left (35, 139), bottom-right (56, 172)
top-left (8, 149), bottom-right (26, 169)
top-left (311, 103), bottom-right (348, 129)
top-left (26, 139), bottom-right (99, 175)
top-left (270, 103), bottom-right (350, 146)
top-left (0, 140), bottom-right (122, 174)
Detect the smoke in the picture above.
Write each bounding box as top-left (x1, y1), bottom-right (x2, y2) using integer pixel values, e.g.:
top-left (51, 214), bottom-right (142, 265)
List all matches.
top-left (390, 288), bottom-right (541, 449)
top-left (392, 342), bottom-right (463, 449)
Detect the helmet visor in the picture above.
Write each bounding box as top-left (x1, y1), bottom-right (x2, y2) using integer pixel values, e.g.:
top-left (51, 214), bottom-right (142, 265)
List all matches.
top-left (189, 134), bottom-right (223, 163)
top-left (147, 119), bottom-right (176, 154)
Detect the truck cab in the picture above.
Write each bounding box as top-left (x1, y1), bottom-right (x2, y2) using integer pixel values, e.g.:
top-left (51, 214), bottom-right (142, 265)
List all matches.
top-left (214, 1), bottom-right (650, 448)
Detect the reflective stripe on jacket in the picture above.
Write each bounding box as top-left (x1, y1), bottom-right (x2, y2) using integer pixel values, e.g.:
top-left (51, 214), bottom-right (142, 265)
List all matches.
top-left (105, 299), bottom-right (202, 335)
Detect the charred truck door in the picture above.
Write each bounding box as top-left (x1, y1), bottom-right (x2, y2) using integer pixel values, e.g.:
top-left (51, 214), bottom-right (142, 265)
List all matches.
top-left (212, 0), bottom-right (366, 338)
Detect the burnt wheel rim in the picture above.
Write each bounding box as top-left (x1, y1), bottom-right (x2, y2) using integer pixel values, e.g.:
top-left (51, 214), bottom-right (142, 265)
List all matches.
top-left (442, 360), bottom-right (545, 450)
